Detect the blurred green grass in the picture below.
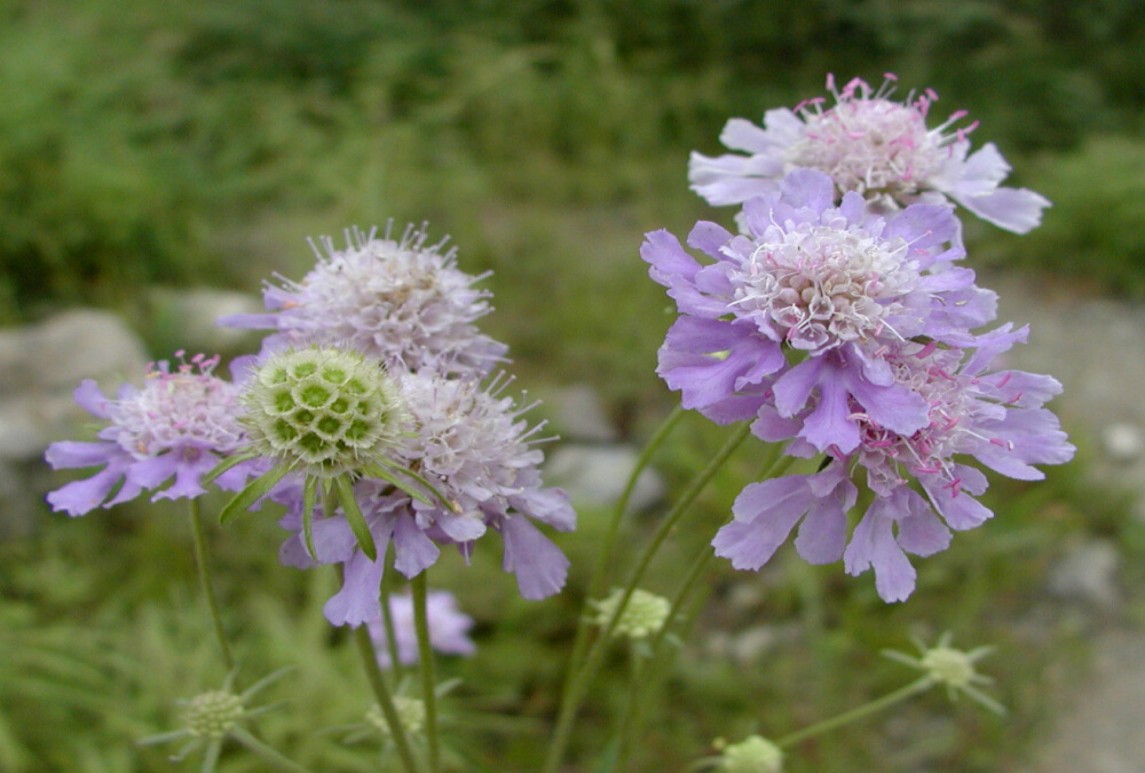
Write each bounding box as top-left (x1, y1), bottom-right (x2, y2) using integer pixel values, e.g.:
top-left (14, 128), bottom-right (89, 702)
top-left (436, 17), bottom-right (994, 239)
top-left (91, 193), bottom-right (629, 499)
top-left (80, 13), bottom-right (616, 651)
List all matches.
top-left (3, 0), bottom-right (1144, 770)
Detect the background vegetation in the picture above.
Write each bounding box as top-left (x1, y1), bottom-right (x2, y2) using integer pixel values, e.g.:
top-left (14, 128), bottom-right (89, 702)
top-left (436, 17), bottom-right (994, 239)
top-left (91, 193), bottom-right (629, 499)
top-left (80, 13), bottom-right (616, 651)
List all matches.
top-left (2, 0), bottom-right (1143, 770)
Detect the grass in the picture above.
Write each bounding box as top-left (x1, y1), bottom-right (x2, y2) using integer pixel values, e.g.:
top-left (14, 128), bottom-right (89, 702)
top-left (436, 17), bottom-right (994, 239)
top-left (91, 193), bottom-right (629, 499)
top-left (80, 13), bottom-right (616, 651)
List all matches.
top-left (3, 415), bottom-right (1135, 771)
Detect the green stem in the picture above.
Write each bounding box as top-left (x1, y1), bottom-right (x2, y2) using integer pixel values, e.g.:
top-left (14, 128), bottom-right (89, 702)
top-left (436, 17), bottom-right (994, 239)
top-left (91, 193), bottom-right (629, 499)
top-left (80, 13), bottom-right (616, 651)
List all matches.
top-left (617, 451), bottom-right (799, 767)
top-left (547, 406), bottom-right (685, 771)
top-left (776, 677), bottom-right (934, 748)
top-left (592, 404), bottom-right (686, 599)
top-left (230, 727), bottom-right (316, 773)
top-left (188, 499), bottom-right (235, 673)
top-left (379, 580), bottom-right (404, 683)
top-left (411, 573), bottom-right (440, 773)
top-left (542, 421), bottom-right (753, 773)
top-left (617, 545), bottom-right (714, 768)
top-left (353, 623), bottom-right (421, 772)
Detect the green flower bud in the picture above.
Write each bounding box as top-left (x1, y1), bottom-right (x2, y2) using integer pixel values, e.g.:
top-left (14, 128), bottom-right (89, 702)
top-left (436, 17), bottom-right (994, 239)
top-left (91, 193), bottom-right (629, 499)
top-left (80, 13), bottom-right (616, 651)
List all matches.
top-left (366, 696), bottom-right (426, 738)
top-left (184, 690), bottom-right (244, 739)
top-left (242, 347), bottom-right (407, 477)
top-left (593, 588), bottom-right (671, 640)
top-left (716, 735), bottom-right (783, 773)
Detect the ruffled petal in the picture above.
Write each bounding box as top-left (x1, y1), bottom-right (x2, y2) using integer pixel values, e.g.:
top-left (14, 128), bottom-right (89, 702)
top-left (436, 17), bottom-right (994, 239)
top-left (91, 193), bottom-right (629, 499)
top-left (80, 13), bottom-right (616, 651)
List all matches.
top-left (392, 515), bottom-right (441, 578)
top-left (500, 516), bottom-right (570, 600)
top-left (324, 550), bottom-right (386, 627)
top-left (45, 459), bottom-right (130, 516)
top-left (44, 440), bottom-right (118, 470)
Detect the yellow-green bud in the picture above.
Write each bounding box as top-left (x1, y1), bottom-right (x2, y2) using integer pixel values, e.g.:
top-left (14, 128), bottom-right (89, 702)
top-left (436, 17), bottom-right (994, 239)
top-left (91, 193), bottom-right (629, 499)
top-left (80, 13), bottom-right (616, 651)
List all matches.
top-left (717, 735), bottom-right (783, 773)
top-left (243, 347), bottom-right (406, 476)
top-left (184, 690), bottom-right (244, 739)
top-left (593, 588), bottom-right (671, 640)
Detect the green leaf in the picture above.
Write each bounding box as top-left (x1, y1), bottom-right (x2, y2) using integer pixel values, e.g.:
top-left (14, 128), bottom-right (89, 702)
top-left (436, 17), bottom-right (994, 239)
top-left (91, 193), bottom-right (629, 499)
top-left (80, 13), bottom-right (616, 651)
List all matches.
top-left (201, 451), bottom-right (257, 485)
top-left (219, 465), bottom-right (289, 525)
top-left (334, 474), bottom-right (377, 561)
top-left (301, 475), bottom-right (319, 561)
top-left (362, 462), bottom-right (454, 511)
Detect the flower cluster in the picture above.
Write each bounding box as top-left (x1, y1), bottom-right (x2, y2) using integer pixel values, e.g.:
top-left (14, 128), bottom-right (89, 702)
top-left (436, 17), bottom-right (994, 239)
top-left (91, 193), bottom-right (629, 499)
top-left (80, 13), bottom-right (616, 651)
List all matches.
top-left (648, 76), bottom-right (1073, 602)
top-left (45, 353), bottom-right (255, 516)
top-left (46, 221), bottom-right (575, 622)
top-left (280, 368), bottom-right (575, 625)
top-left (219, 223), bottom-right (507, 375)
top-left (227, 223), bottom-right (575, 623)
top-left (689, 74), bottom-right (1051, 234)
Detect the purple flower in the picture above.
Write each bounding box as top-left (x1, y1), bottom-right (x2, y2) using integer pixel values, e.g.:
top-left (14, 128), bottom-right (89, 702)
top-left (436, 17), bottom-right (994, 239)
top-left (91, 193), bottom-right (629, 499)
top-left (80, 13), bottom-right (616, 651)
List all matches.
top-left (367, 589), bottom-right (476, 668)
top-left (219, 223), bottom-right (508, 377)
top-left (689, 74), bottom-right (1051, 234)
top-left (45, 354), bottom-right (254, 516)
top-left (714, 329), bottom-right (1074, 602)
top-left (279, 371), bottom-right (576, 626)
top-left (644, 168), bottom-right (996, 454)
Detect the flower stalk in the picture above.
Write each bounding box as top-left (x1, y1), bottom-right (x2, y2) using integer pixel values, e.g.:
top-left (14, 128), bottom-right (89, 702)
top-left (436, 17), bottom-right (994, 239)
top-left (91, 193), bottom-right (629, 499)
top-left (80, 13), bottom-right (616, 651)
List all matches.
top-left (188, 499), bottom-right (235, 673)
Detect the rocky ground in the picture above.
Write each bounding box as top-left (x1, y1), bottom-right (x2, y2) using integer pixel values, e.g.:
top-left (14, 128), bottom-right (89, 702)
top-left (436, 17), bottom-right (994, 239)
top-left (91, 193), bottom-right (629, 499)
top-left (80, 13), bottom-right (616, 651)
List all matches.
top-left (987, 271), bottom-right (1145, 773)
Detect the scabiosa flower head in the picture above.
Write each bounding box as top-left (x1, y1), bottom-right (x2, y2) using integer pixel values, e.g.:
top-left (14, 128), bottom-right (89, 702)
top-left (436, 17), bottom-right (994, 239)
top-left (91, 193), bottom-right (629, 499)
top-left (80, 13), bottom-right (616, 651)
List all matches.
top-left (884, 632), bottom-right (1005, 714)
top-left (280, 370), bottom-right (576, 626)
top-left (240, 346), bottom-right (407, 478)
top-left (138, 669), bottom-right (289, 763)
top-left (715, 326), bottom-right (1074, 602)
top-left (644, 168), bottom-right (995, 454)
top-left (710, 735), bottom-right (784, 773)
top-left (367, 589), bottom-right (476, 668)
top-left (184, 690), bottom-right (244, 740)
top-left (690, 73), bottom-right (1051, 233)
top-left (366, 697), bottom-right (426, 739)
top-left (219, 223), bottom-right (508, 376)
top-left (45, 353), bottom-right (251, 516)
top-left (592, 588), bottom-right (672, 640)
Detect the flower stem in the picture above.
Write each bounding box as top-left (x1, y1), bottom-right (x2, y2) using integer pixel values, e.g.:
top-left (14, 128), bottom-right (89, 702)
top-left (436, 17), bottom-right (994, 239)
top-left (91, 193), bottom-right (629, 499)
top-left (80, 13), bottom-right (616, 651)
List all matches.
top-left (353, 623), bottom-right (421, 772)
top-left (379, 579), bottom-right (404, 683)
top-left (553, 407), bottom-right (685, 719)
top-left (593, 404), bottom-right (686, 598)
top-left (230, 727), bottom-right (316, 773)
top-left (542, 420), bottom-right (753, 773)
top-left (617, 544), bottom-right (715, 768)
top-left (776, 677), bottom-right (934, 748)
top-left (188, 499), bottom-right (235, 673)
top-left (411, 573), bottom-right (441, 773)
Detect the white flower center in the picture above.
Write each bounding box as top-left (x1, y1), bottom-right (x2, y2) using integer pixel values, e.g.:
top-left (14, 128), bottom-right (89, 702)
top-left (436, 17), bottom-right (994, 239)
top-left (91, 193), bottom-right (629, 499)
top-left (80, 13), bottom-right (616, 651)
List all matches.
top-left (731, 224), bottom-right (915, 353)
top-left (855, 345), bottom-right (998, 493)
top-left (787, 91), bottom-right (948, 200)
top-left (109, 359), bottom-right (243, 457)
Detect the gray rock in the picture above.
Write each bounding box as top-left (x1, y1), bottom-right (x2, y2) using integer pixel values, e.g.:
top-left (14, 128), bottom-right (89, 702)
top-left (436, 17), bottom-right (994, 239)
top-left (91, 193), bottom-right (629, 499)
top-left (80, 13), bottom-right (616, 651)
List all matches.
top-left (542, 383), bottom-right (619, 443)
top-left (148, 287), bottom-right (265, 355)
top-left (1101, 422), bottom-right (1144, 462)
top-left (0, 309), bottom-right (149, 537)
top-left (545, 444), bottom-right (664, 511)
top-left (1045, 539), bottom-right (1121, 612)
top-left (0, 309), bottom-right (149, 397)
top-left (0, 310), bottom-right (149, 461)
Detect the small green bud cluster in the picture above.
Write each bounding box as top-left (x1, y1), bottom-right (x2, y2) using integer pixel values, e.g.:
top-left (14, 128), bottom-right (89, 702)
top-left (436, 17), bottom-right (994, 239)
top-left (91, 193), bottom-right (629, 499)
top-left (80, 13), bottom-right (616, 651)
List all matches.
top-left (593, 588), bottom-right (671, 640)
top-left (184, 690), bottom-right (244, 739)
top-left (243, 347), bottom-right (406, 476)
top-left (921, 645), bottom-right (977, 690)
top-left (366, 696), bottom-right (426, 738)
top-left (715, 735), bottom-right (784, 773)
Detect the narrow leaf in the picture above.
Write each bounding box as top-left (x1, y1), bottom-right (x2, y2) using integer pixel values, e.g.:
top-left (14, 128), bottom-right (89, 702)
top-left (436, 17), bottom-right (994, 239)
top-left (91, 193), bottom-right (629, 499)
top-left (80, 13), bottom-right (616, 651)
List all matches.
top-left (301, 475), bottom-right (319, 561)
top-left (219, 465), bottom-right (289, 525)
top-left (363, 462), bottom-right (455, 511)
top-left (202, 451), bottom-right (257, 485)
top-left (335, 475), bottom-right (377, 561)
